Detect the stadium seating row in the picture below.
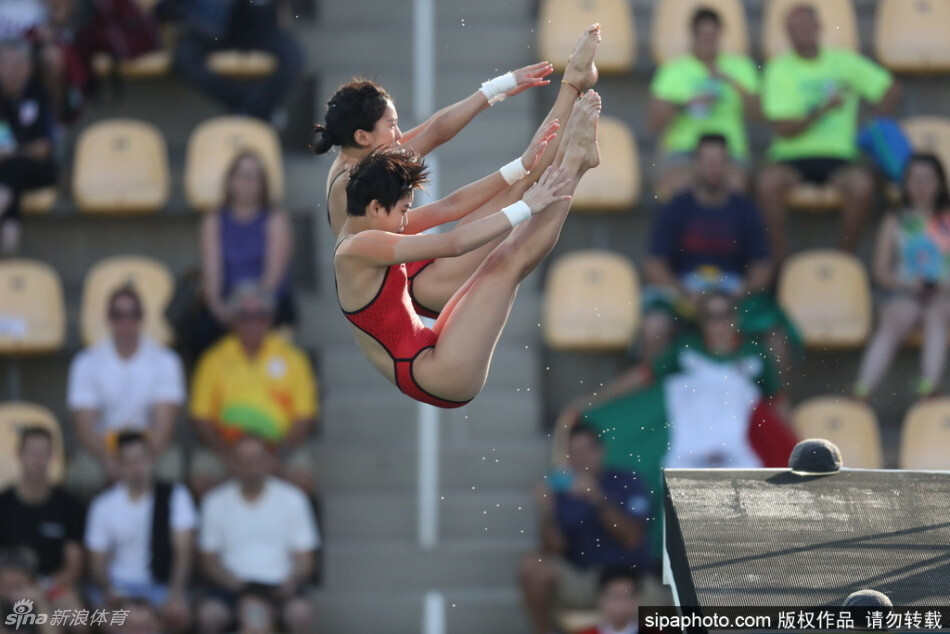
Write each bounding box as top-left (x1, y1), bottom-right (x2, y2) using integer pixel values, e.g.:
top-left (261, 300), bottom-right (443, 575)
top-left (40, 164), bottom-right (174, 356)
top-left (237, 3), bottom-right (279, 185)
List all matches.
top-left (24, 115), bottom-right (284, 215)
top-left (19, 112), bottom-right (950, 218)
top-left (1, 392), bottom-right (947, 500)
top-left (539, 0), bottom-right (950, 73)
top-left (0, 246), bottom-right (916, 358)
top-left (92, 47), bottom-right (277, 80)
top-left (542, 248), bottom-right (880, 351)
top-left (0, 256), bottom-right (172, 354)
top-left (581, 116), bottom-right (950, 212)
top-left (791, 395), bottom-right (950, 471)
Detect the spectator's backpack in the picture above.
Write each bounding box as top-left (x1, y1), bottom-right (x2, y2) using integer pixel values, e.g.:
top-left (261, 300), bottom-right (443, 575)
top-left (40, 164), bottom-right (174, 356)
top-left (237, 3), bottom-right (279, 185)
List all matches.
top-left (77, 0), bottom-right (161, 66)
top-left (858, 117), bottom-right (914, 183)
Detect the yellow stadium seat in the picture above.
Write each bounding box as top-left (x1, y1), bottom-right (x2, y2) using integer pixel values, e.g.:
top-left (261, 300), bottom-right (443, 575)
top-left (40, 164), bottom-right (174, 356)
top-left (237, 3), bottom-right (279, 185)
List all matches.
top-left (80, 256), bottom-right (175, 346)
top-left (208, 50), bottom-right (277, 77)
top-left (538, 0), bottom-right (635, 74)
top-left (899, 398), bottom-right (950, 469)
top-left (763, 0), bottom-right (857, 60)
top-left (875, 0), bottom-right (950, 73)
top-left (902, 117), bottom-right (950, 174)
top-left (786, 183), bottom-right (841, 212)
top-left (777, 250), bottom-right (871, 348)
top-left (791, 396), bottom-right (883, 469)
top-left (573, 116), bottom-right (640, 211)
top-left (0, 260), bottom-right (65, 354)
top-left (0, 403), bottom-right (65, 490)
top-left (185, 116), bottom-right (284, 211)
top-left (558, 610), bottom-right (601, 633)
top-left (543, 250), bottom-right (640, 351)
top-left (651, 0), bottom-right (749, 63)
top-left (92, 50), bottom-right (172, 79)
top-left (91, 9), bottom-right (172, 78)
top-left (21, 187), bottom-right (57, 215)
top-left (72, 119), bottom-right (170, 214)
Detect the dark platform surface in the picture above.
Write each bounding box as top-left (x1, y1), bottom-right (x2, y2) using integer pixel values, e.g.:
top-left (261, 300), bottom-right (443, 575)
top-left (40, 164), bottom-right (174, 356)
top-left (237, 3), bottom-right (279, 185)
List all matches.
top-left (664, 469), bottom-right (950, 607)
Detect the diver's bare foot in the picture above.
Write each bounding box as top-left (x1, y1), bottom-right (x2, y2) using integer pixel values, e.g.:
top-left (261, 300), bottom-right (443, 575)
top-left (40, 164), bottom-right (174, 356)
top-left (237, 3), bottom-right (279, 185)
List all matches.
top-left (563, 90), bottom-right (601, 172)
top-left (563, 24), bottom-right (601, 93)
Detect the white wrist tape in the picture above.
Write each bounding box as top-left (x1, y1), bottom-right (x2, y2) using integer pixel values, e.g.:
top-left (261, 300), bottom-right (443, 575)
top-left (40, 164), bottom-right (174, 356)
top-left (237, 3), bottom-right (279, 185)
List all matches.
top-left (499, 157), bottom-right (529, 185)
top-left (501, 200), bottom-right (532, 227)
top-left (479, 72), bottom-right (517, 105)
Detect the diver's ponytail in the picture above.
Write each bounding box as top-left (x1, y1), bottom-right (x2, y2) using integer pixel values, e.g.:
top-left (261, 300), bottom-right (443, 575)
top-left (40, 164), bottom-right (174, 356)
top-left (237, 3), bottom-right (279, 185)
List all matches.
top-left (310, 123), bottom-right (337, 155)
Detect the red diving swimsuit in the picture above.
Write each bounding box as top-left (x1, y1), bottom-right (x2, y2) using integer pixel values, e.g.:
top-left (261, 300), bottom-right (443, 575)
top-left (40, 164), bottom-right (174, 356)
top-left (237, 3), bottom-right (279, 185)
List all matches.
top-left (338, 262), bottom-right (471, 409)
top-left (328, 169), bottom-right (441, 319)
top-left (405, 259), bottom-right (441, 318)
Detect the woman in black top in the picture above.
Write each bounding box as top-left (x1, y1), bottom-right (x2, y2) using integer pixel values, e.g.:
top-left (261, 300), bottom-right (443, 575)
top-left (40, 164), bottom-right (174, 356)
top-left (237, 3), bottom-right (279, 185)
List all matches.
top-left (0, 38), bottom-right (57, 254)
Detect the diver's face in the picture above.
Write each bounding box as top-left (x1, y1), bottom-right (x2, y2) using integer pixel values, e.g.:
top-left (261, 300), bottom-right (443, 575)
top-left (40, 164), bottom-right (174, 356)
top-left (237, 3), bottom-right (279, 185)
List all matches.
top-left (366, 100), bottom-right (402, 148)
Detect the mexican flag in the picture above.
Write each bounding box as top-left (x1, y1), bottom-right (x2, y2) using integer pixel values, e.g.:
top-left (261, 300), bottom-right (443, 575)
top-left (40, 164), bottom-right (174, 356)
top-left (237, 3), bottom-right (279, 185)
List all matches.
top-left (578, 333), bottom-right (798, 555)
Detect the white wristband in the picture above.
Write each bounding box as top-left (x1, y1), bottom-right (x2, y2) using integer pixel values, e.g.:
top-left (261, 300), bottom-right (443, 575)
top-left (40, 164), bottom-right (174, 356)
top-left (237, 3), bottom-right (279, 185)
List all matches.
top-left (479, 72), bottom-right (517, 105)
top-left (499, 157), bottom-right (529, 185)
top-left (501, 200), bottom-right (532, 227)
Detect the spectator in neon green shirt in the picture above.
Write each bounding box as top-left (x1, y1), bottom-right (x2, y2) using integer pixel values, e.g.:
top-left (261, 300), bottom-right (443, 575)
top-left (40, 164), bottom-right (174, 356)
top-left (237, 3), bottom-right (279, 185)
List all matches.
top-left (648, 7), bottom-right (760, 199)
top-left (756, 4), bottom-right (901, 260)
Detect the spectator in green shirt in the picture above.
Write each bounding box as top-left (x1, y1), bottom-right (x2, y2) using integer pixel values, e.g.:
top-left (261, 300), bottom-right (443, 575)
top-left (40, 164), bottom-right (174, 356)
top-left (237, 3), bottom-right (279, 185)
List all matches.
top-left (648, 7), bottom-right (760, 199)
top-left (756, 3), bottom-right (902, 260)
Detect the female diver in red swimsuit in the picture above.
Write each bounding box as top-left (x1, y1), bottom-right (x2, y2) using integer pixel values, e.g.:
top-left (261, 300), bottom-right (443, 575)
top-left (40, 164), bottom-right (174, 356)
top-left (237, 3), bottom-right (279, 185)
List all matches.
top-left (317, 25), bottom-right (601, 318)
top-left (334, 91), bottom-right (602, 407)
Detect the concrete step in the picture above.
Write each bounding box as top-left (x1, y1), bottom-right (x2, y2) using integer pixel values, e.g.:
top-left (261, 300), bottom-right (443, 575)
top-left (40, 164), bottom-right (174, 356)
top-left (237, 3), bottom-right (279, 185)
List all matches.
top-left (21, 211), bottom-right (317, 294)
top-left (308, 28), bottom-right (411, 77)
top-left (435, 0), bottom-right (532, 24)
top-left (314, 439), bottom-right (548, 493)
top-left (322, 538), bottom-right (530, 592)
top-left (284, 152), bottom-right (328, 213)
top-left (434, 23), bottom-right (536, 69)
top-left (320, 0), bottom-right (531, 27)
top-left (317, 0), bottom-right (412, 29)
top-left (322, 489), bottom-right (536, 541)
top-left (21, 213), bottom-right (201, 287)
top-left (312, 587), bottom-right (529, 634)
top-left (322, 388), bottom-right (541, 443)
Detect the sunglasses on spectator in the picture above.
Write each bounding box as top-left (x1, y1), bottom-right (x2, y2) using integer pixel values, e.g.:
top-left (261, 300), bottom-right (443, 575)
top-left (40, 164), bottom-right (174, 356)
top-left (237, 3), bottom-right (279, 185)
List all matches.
top-left (703, 309), bottom-right (734, 322)
top-left (108, 309), bottom-right (142, 321)
top-left (236, 310), bottom-right (272, 322)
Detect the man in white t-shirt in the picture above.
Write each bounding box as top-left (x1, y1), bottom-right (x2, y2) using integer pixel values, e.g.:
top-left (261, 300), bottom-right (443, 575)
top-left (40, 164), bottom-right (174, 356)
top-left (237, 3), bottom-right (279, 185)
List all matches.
top-left (67, 284), bottom-right (185, 495)
top-left (197, 435), bottom-right (319, 634)
top-left (85, 431), bottom-right (196, 631)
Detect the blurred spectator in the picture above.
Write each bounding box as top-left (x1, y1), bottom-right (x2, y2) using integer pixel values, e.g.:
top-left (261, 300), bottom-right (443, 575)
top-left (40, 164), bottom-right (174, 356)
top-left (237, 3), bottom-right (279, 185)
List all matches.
top-left (31, 0), bottom-right (88, 123)
top-left (855, 153), bottom-right (950, 399)
top-left (171, 0), bottom-right (302, 122)
top-left (191, 151), bottom-right (294, 359)
top-left (110, 599), bottom-right (163, 634)
top-left (197, 435), bottom-right (318, 634)
top-left (573, 293), bottom-right (796, 469)
top-left (67, 285), bottom-right (185, 498)
top-left (189, 282), bottom-right (318, 498)
top-left (0, 428), bottom-right (86, 630)
top-left (519, 424), bottom-right (651, 634)
top-left (0, 0), bottom-right (89, 123)
top-left (85, 431), bottom-right (194, 632)
top-left (648, 7), bottom-right (759, 198)
top-left (0, 0), bottom-right (47, 40)
top-left (756, 3), bottom-right (901, 260)
top-left (643, 134), bottom-right (779, 364)
top-left (577, 570), bottom-right (640, 634)
top-left (233, 587), bottom-right (280, 634)
top-left (0, 37), bottom-right (57, 255)
top-left (0, 547), bottom-right (57, 634)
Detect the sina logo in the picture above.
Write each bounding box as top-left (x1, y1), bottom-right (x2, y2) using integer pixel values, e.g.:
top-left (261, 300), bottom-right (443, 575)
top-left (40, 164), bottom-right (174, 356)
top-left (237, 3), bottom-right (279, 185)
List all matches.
top-left (5, 598), bottom-right (47, 630)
